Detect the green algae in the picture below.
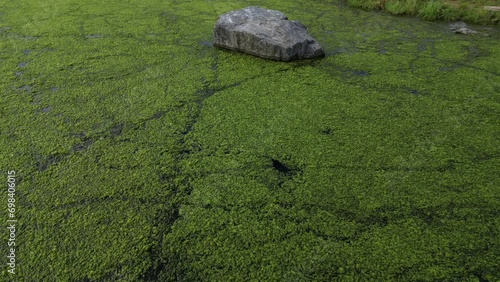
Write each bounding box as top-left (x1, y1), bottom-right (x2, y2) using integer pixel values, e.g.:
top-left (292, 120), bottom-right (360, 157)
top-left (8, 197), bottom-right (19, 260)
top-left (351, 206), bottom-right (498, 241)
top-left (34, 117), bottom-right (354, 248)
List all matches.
top-left (1, 0), bottom-right (499, 281)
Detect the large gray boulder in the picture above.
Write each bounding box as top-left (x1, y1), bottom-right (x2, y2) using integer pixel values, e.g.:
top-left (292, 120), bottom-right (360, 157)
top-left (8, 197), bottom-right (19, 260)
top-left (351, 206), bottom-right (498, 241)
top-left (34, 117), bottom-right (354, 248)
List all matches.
top-left (214, 6), bottom-right (324, 61)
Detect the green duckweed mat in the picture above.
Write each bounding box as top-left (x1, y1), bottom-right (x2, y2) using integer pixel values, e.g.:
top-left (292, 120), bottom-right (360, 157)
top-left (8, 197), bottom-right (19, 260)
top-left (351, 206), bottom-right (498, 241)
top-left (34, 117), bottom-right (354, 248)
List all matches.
top-left (0, 0), bottom-right (499, 281)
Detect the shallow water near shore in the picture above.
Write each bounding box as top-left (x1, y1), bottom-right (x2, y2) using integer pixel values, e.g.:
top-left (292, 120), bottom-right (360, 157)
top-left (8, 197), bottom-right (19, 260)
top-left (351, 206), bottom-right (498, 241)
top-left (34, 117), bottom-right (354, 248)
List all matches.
top-left (0, 0), bottom-right (499, 280)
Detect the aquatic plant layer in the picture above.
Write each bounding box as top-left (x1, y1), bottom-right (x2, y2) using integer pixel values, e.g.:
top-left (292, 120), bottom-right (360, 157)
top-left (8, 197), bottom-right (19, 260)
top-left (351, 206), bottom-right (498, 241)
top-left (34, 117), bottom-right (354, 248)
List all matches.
top-left (0, 0), bottom-right (499, 281)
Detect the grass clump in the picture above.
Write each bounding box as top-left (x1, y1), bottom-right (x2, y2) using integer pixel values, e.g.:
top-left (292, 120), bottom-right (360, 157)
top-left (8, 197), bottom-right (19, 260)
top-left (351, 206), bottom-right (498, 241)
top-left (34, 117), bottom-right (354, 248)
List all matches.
top-left (346, 0), bottom-right (384, 9)
top-left (386, 0), bottom-right (420, 15)
top-left (347, 0), bottom-right (500, 25)
top-left (418, 1), bottom-right (458, 21)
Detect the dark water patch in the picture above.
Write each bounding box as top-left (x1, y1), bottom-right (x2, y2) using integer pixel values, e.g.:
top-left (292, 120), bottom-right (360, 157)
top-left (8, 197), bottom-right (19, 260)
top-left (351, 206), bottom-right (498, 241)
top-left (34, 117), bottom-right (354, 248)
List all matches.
top-left (434, 56), bottom-right (499, 76)
top-left (417, 42), bottom-right (428, 52)
top-left (144, 111), bottom-right (165, 122)
top-left (321, 128), bottom-right (333, 135)
top-left (217, 82), bottom-right (241, 92)
top-left (142, 207), bottom-right (181, 281)
top-left (18, 85), bottom-right (31, 92)
top-left (334, 66), bottom-right (371, 79)
top-left (41, 106), bottom-right (52, 113)
top-left (199, 40), bottom-right (213, 47)
top-left (472, 151), bottom-right (498, 163)
top-left (272, 159), bottom-right (291, 174)
top-left (179, 78), bottom-right (218, 136)
top-left (32, 94), bottom-right (42, 104)
top-left (73, 138), bottom-right (94, 152)
top-left (439, 64), bottom-right (462, 72)
top-left (23, 49), bottom-right (31, 55)
top-left (194, 86), bottom-right (216, 103)
top-left (179, 149), bottom-right (191, 157)
top-left (196, 78), bottom-right (216, 98)
top-left (18, 62), bottom-right (28, 68)
top-left (411, 207), bottom-right (439, 225)
top-left (42, 47), bottom-right (56, 52)
top-left (359, 214), bottom-right (390, 227)
top-left (378, 41), bottom-right (389, 54)
top-left (85, 34), bottom-right (104, 39)
top-left (330, 47), bottom-right (350, 55)
top-left (136, 111), bottom-right (167, 130)
top-left (15, 71), bottom-right (23, 77)
top-left (18, 35), bottom-right (39, 40)
top-left (435, 159), bottom-right (458, 172)
top-left (51, 87), bottom-right (59, 92)
top-left (472, 271), bottom-right (489, 282)
top-left (152, 111), bottom-right (164, 119)
top-left (409, 89), bottom-right (419, 95)
top-left (38, 153), bottom-right (65, 171)
top-left (289, 57), bottom-right (324, 68)
top-left (110, 123), bottom-right (124, 137)
top-left (143, 261), bottom-right (168, 282)
top-left (271, 158), bottom-right (302, 182)
top-left (0, 26), bottom-right (12, 33)
top-left (158, 173), bottom-right (170, 183)
top-left (443, 184), bottom-right (470, 193)
top-left (352, 70), bottom-right (370, 77)
top-left (71, 132), bottom-right (86, 138)
top-left (466, 45), bottom-right (488, 62)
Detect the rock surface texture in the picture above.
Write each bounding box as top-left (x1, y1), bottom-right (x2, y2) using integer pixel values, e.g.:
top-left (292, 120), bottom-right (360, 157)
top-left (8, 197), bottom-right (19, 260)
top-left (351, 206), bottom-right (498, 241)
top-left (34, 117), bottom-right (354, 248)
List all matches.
top-left (213, 6), bottom-right (324, 61)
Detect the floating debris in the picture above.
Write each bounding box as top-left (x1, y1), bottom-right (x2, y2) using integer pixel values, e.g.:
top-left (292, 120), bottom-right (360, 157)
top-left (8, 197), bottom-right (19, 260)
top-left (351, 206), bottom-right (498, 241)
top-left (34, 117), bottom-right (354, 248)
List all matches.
top-left (484, 6), bottom-right (500, 11)
top-left (449, 22), bottom-right (490, 37)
